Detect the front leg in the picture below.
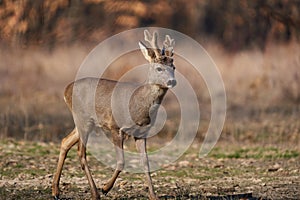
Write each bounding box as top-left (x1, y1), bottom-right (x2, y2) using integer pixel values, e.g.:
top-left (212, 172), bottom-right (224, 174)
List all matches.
top-left (135, 138), bottom-right (158, 200)
top-left (102, 129), bottom-right (125, 195)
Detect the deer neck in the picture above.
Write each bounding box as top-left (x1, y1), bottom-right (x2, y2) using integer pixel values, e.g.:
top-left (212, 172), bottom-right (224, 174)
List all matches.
top-left (143, 84), bottom-right (168, 105)
top-left (130, 83), bottom-right (167, 115)
top-left (128, 83), bottom-right (167, 126)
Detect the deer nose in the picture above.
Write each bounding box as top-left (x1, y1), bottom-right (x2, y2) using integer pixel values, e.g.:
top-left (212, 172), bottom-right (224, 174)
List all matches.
top-left (167, 79), bottom-right (177, 88)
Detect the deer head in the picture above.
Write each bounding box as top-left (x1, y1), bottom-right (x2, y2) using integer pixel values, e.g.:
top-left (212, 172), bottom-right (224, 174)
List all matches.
top-left (139, 30), bottom-right (176, 89)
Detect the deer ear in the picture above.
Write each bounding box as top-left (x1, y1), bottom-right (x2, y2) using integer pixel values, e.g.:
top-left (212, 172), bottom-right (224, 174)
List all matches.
top-left (139, 41), bottom-right (155, 62)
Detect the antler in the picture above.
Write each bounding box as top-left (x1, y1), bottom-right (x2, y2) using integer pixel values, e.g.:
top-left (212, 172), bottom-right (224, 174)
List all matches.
top-left (163, 35), bottom-right (175, 57)
top-left (144, 30), bottom-right (161, 58)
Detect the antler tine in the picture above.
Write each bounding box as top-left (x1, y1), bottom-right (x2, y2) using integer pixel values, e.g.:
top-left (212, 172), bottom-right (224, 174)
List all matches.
top-left (163, 35), bottom-right (175, 48)
top-left (163, 35), bottom-right (175, 57)
top-left (144, 30), bottom-right (161, 58)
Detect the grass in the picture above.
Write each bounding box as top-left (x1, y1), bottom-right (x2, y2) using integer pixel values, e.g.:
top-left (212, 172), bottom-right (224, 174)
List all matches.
top-left (0, 139), bottom-right (299, 199)
top-left (209, 146), bottom-right (299, 159)
top-left (1, 137), bottom-right (299, 181)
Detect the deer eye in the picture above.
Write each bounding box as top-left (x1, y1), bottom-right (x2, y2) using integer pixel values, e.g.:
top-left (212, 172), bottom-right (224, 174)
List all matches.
top-left (156, 67), bottom-right (163, 72)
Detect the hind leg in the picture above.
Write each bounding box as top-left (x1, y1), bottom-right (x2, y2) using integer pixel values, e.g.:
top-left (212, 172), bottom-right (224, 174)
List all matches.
top-left (52, 128), bottom-right (79, 199)
top-left (77, 131), bottom-right (100, 200)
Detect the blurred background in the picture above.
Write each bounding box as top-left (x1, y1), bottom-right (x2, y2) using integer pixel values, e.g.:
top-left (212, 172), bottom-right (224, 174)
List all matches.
top-left (0, 0), bottom-right (299, 147)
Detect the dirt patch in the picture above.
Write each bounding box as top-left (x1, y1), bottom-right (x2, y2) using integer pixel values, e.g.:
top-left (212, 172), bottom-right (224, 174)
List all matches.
top-left (0, 140), bottom-right (299, 199)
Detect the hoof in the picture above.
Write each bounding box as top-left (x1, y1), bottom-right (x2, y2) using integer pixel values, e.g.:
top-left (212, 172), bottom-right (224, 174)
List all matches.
top-left (53, 195), bottom-right (60, 200)
top-left (149, 194), bottom-right (159, 200)
top-left (101, 188), bottom-right (109, 196)
top-left (93, 194), bottom-right (101, 200)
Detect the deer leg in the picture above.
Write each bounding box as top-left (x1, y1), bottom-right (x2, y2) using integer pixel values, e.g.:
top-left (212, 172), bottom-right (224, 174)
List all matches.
top-left (135, 138), bottom-right (158, 200)
top-left (78, 134), bottom-right (100, 200)
top-left (52, 128), bottom-right (79, 199)
top-left (102, 130), bottom-right (124, 195)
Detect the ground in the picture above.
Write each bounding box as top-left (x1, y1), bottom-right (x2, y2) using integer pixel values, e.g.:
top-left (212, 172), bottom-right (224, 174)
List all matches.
top-left (0, 139), bottom-right (299, 200)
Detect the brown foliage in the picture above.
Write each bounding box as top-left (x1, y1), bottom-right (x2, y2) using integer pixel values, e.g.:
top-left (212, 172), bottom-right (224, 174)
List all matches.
top-left (0, 0), bottom-right (299, 50)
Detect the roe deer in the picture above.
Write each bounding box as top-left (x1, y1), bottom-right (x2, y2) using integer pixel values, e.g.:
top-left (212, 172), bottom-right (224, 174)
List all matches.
top-left (52, 30), bottom-right (176, 200)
